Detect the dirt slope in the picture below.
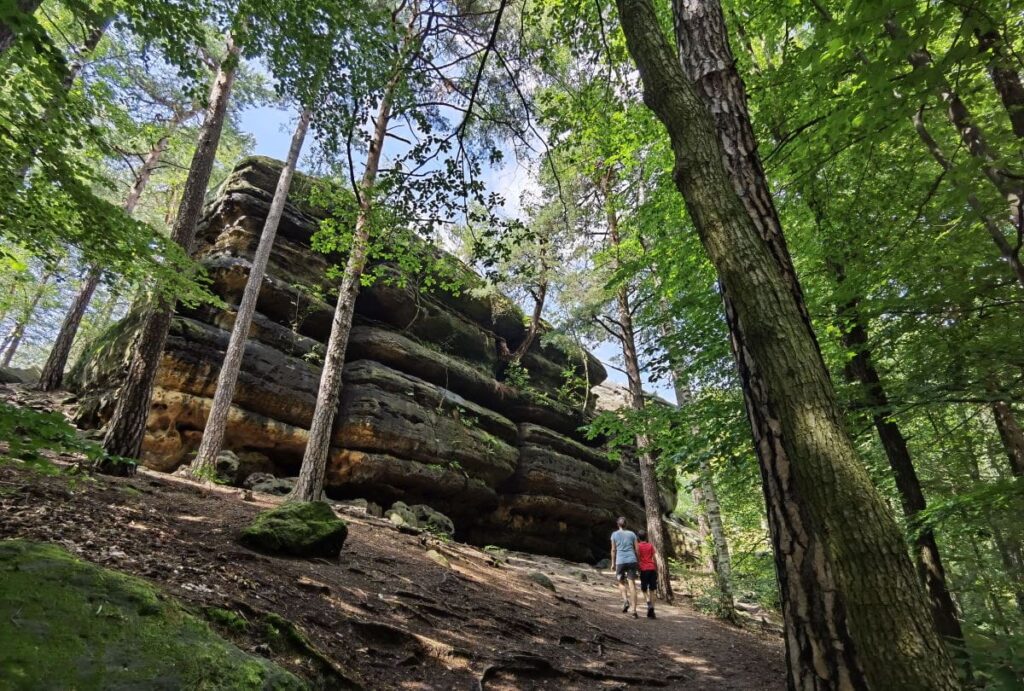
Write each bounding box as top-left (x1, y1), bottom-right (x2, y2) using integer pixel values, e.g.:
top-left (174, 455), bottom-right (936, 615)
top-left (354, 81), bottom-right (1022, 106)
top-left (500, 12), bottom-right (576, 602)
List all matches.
top-left (0, 458), bottom-right (784, 689)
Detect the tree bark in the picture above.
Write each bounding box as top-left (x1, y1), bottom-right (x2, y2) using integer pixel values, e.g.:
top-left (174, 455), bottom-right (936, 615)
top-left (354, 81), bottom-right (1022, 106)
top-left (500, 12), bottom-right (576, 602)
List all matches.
top-left (827, 256), bottom-right (967, 656)
top-left (190, 107), bottom-right (311, 477)
top-left (37, 130), bottom-right (174, 391)
top-left (991, 400), bottom-right (1024, 477)
top-left (0, 0), bottom-right (41, 56)
top-left (0, 270), bottom-right (52, 367)
top-left (290, 82), bottom-right (396, 503)
top-left (102, 37), bottom-right (239, 459)
top-left (615, 0), bottom-right (959, 687)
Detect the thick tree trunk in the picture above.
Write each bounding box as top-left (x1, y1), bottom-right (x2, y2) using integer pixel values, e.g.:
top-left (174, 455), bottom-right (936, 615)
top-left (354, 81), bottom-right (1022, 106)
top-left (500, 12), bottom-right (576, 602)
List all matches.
top-left (827, 258), bottom-right (966, 656)
top-left (0, 0), bottom-right (41, 55)
top-left (990, 400), bottom-right (1024, 477)
top-left (102, 38), bottom-right (239, 459)
top-left (290, 87), bottom-right (394, 503)
top-left (190, 107), bottom-right (311, 477)
top-left (0, 270), bottom-right (52, 367)
top-left (37, 131), bottom-right (173, 391)
top-left (615, 1), bottom-right (959, 687)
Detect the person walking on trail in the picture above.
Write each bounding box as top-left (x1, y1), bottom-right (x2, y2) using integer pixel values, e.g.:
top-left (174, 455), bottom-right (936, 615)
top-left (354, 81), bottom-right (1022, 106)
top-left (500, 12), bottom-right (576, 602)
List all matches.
top-left (610, 516), bottom-right (639, 618)
top-left (636, 529), bottom-right (657, 619)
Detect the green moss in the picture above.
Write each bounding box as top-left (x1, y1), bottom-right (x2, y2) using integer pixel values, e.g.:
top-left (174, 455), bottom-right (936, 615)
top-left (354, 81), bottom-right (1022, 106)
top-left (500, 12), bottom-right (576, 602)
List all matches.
top-left (206, 607), bottom-right (250, 634)
top-left (0, 540), bottom-right (304, 690)
top-left (239, 501), bottom-right (348, 558)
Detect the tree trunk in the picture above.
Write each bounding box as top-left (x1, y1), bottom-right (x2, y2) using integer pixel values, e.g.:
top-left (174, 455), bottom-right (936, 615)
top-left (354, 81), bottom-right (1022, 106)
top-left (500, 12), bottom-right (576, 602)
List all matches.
top-left (954, 1), bottom-right (1024, 139)
top-left (990, 400), bottom-right (1024, 477)
top-left (290, 83), bottom-right (396, 503)
top-left (827, 256), bottom-right (967, 657)
top-left (190, 107), bottom-right (311, 477)
top-left (615, 1), bottom-right (959, 687)
top-left (662, 321), bottom-right (736, 615)
top-left (0, 0), bottom-right (41, 55)
top-left (912, 105), bottom-right (1024, 289)
top-left (37, 130), bottom-right (174, 392)
top-left (885, 19), bottom-right (1024, 238)
top-left (690, 483), bottom-right (715, 572)
top-left (102, 37), bottom-right (239, 459)
top-left (0, 270), bottom-right (52, 367)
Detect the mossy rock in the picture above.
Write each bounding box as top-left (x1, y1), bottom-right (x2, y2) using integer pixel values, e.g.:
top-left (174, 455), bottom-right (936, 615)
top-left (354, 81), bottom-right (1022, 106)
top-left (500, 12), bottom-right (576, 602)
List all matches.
top-left (526, 571), bottom-right (556, 592)
top-left (0, 540), bottom-right (304, 690)
top-left (240, 501), bottom-right (348, 558)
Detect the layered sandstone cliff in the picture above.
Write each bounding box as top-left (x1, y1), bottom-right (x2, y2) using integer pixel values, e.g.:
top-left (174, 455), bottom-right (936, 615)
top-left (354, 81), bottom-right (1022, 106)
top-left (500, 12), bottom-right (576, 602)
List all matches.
top-left (70, 157), bottom-right (674, 562)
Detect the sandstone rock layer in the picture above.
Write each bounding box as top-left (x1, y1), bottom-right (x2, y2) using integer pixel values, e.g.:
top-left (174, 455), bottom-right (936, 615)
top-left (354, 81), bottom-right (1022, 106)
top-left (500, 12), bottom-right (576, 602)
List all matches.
top-left (70, 157), bottom-right (673, 562)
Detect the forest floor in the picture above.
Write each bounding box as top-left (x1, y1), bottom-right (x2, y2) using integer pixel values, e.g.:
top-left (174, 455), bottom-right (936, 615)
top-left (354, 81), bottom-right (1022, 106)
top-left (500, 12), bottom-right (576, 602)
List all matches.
top-left (0, 386), bottom-right (785, 689)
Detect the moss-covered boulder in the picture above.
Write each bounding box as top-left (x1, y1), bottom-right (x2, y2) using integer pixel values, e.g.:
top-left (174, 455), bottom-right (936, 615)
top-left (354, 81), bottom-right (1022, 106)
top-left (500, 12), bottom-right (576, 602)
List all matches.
top-left (0, 540), bottom-right (303, 689)
top-left (239, 501), bottom-right (348, 558)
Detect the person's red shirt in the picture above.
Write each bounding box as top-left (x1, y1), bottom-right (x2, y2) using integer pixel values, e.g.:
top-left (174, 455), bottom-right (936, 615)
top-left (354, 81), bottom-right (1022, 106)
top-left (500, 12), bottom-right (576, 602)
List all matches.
top-left (637, 541), bottom-right (656, 571)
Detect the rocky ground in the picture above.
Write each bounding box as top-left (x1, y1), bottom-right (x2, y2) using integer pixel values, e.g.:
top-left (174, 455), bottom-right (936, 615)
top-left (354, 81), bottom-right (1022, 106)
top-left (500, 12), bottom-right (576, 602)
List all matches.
top-left (0, 384), bottom-right (785, 689)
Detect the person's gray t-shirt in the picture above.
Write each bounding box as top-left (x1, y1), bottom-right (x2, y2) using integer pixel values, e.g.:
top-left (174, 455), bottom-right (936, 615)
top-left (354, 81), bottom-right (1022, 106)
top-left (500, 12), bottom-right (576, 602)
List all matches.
top-left (611, 529), bottom-right (638, 564)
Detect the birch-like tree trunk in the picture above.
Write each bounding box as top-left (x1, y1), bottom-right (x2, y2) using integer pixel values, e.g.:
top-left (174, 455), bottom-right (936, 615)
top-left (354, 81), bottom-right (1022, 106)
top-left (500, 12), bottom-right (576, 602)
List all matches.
top-left (102, 38), bottom-right (240, 460)
top-left (37, 129), bottom-right (176, 391)
top-left (190, 107), bottom-right (312, 477)
top-left (290, 85), bottom-right (395, 502)
top-left (615, 0), bottom-right (959, 686)
top-left (666, 365), bottom-right (736, 617)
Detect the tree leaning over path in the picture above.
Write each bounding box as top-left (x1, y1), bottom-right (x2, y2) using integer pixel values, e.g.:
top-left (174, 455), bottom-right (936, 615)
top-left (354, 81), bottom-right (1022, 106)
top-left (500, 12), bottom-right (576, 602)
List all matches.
top-left (102, 35), bottom-right (240, 460)
top-left (614, 0), bottom-right (959, 687)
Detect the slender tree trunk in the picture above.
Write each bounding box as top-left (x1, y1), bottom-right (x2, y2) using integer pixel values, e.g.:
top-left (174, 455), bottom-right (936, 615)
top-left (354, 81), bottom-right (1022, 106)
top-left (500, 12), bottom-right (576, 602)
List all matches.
top-left (102, 37), bottom-right (239, 460)
top-left (0, 270), bottom-right (52, 367)
top-left (37, 130), bottom-right (175, 391)
top-left (190, 107), bottom-right (312, 477)
top-left (615, 1), bottom-right (959, 687)
top-left (912, 106), bottom-right (1024, 289)
top-left (952, 1), bottom-right (1024, 139)
top-left (290, 84), bottom-right (396, 503)
top-left (0, 0), bottom-right (41, 56)
top-left (990, 400), bottom-right (1024, 477)
top-left (598, 170), bottom-right (674, 602)
top-left (826, 255), bottom-right (967, 657)
top-left (690, 482), bottom-right (715, 571)
top-left (661, 317), bottom-right (736, 616)
top-left (885, 20), bottom-right (1024, 235)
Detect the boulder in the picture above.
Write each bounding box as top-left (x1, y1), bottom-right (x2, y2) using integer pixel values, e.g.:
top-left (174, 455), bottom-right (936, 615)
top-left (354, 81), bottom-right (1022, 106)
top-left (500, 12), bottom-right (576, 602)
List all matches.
top-left (526, 571), bottom-right (556, 592)
top-left (409, 504), bottom-right (455, 536)
top-left (425, 549), bottom-right (450, 568)
top-left (243, 473), bottom-right (296, 497)
top-left (239, 501), bottom-right (347, 558)
top-left (386, 501), bottom-right (419, 528)
top-left (0, 540), bottom-right (302, 689)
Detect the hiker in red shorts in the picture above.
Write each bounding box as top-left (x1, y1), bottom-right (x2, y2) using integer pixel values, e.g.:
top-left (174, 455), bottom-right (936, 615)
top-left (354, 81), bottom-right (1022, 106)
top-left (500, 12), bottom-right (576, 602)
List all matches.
top-left (636, 529), bottom-right (657, 619)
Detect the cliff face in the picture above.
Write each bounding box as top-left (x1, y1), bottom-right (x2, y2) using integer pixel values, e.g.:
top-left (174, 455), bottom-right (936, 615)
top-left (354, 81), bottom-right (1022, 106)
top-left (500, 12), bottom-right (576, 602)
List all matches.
top-left (70, 157), bottom-right (665, 562)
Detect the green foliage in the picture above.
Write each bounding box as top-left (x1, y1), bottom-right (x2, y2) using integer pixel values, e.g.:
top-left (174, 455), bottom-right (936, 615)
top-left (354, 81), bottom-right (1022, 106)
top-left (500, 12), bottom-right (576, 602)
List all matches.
top-left (503, 359), bottom-right (530, 389)
top-left (0, 401), bottom-right (102, 466)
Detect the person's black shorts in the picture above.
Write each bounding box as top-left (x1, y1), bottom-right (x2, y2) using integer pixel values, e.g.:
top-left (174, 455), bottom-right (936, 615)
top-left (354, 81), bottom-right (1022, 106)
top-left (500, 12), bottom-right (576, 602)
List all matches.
top-left (615, 562), bottom-right (638, 581)
top-left (640, 569), bottom-right (658, 592)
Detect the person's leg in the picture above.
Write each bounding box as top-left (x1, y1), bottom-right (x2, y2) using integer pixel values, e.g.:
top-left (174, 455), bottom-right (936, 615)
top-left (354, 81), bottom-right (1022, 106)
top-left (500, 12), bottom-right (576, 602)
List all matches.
top-left (628, 569), bottom-right (639, 615)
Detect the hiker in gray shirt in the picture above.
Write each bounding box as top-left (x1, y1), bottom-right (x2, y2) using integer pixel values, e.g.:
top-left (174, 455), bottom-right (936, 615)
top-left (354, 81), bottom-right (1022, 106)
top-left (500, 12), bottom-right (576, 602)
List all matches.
top-left (610, 516), bottom-right (639, 617)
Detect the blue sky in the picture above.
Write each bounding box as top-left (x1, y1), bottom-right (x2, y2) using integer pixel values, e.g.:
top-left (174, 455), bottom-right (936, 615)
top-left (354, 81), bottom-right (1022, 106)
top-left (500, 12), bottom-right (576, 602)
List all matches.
top-left (238, 106), bottom-right (676, 402)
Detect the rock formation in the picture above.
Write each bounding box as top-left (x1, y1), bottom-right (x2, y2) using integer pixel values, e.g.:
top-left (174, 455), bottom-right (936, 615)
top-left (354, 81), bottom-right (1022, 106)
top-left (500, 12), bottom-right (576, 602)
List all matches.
top-left (70, 157), bottom-right (681, 563)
